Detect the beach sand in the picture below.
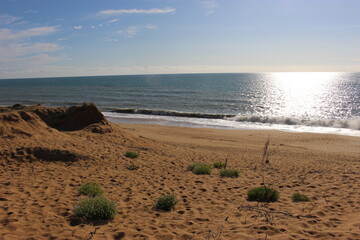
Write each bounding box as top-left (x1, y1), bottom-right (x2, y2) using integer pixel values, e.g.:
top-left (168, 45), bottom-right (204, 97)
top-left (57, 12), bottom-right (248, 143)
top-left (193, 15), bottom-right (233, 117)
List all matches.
top-left (0, 104), bottom-right (359, 240)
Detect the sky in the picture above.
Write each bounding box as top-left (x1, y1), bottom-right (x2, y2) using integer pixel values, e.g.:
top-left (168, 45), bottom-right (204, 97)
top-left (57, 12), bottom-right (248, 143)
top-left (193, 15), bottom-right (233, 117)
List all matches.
top-left (0, 0), bottom-right (359, 79)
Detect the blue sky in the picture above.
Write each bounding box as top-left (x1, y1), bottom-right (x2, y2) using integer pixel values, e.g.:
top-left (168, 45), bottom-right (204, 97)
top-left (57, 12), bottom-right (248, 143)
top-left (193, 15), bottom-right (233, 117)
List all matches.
top-left (0, 0), bottom-right (359, 78)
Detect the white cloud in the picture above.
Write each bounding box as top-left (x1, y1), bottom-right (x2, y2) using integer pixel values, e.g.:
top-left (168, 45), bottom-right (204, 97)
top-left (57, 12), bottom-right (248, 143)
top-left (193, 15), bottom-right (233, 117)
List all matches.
top-left (104, 38), bottom-right (118, 42)
top-left (105, 18), bottom-right (119, 24)
top-left (0, 14), bottom-right (21, 26)
top-left (3, 64), bottom-right (359, 79)
top-left (7, 42), bottom-right (62, 56)
top-left (0, 25), bottom-right (63, 75)
top-left (117, 24), bottom-right (157, 38)
top-left (200, 0), bottom-right (218, 15)
top-left (73, 25), bottom-right (83, 30)
top-left (25, 10), bottom-right (38, 14)
top-left (0, 26), bottom-right (57, 41)
top-left (99, 7), bottom-right (176, 16)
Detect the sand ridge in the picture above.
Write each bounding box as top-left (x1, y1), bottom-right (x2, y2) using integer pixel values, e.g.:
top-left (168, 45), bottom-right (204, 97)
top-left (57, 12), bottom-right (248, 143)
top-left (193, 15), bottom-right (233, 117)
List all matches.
top-left (0, 104), bottom-right (360, 239)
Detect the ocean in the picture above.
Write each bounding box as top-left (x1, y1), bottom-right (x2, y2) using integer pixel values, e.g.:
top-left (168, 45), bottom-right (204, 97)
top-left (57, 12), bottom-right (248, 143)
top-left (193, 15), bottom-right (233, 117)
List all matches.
top-left (0, 72), bottom-right (359, 136)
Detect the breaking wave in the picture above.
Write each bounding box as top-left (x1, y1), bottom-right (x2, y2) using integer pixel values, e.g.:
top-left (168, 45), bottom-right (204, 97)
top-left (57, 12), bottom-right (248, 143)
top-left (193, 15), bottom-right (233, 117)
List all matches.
top-left (229, 115), bottom-right (360, 130)
top-left (111, 108), bottom-right (235, 119)
top-left (110, 108), bottom-right (360, 131)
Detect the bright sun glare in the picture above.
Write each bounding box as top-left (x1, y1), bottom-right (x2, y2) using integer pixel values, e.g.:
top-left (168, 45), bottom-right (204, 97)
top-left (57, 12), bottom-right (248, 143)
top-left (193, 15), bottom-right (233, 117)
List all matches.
top-left (267, 72), bottom-right (340, 118)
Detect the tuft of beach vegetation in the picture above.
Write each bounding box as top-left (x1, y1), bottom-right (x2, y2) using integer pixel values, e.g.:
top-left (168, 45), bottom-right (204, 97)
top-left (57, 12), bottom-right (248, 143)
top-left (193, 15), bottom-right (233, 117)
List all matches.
top-left (292, 193), bottom-right (310, 202)
top-left (154, 194), bottom-right (178, 212)
top-left (73, 196), bottom-right (117, 221)
top-left (78, 182), bottom-right (104, 197)
top-left (247, 186), bottom-right (279, 202)
top-left (126, 164), bottom-right (140, 170)
top-left (213, 161), bottom-right (227, 169)
top-left (125, 151), bottom-right (138, 159)
top-left (220, 169), bottom-right (239, 178)
top-left (188, 163), bottom-right (212, 175)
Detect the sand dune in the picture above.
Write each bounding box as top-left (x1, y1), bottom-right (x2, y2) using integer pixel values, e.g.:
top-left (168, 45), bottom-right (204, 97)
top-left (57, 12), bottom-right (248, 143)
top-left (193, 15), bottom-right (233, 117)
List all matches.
top-left (0, 104), bottom-right (359, 240)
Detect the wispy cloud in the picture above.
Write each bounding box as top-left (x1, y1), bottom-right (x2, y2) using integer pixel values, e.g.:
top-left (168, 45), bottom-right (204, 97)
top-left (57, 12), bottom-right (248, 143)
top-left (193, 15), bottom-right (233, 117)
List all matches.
top-left (0, 42), bottom-right (63, 58)
top-left (105, 18), bottom-right (119, 24)
top-left (0, 26), bottom-right (57, 41)
top-left (104, 38), bottom-right (118, 42)
top-left (73, 25), bottom-right (83, 30)
top-left (0, 25), bottom-right (63, 72)
top-left (25, 10), bottom-right (38, 14)
top-left (200, 0), bottom-right (218, 15)
top-left (117, 24), bottom-right (157, 38)
top-left (99, 7), bottom-right (175, 16)
top-left (0, 14), bottom-right (21, 26)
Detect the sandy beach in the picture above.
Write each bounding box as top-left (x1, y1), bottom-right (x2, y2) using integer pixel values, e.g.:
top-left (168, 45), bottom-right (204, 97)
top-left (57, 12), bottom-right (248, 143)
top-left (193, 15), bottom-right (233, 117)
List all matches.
top-left (0, 104), bottom-right (359, 240)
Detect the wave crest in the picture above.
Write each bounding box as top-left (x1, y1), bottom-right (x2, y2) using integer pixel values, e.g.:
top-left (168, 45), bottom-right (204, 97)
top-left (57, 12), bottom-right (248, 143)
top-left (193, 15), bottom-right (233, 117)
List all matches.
top-left (229, 115), bottom-right (360, 130)
top-left (112, 108), bottom-right (234, 119)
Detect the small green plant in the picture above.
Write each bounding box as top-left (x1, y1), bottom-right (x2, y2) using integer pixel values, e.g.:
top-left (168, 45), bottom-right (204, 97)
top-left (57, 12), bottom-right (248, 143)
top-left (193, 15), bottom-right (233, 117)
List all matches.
top-left (125, 151), bottom-right (139, 158)
top-left (126, 164), bottom-right (140, 170)
top-left (188, 163), bottom-right (211, 175)
top-left (73, 196), bottom-right (117, 222)
top-left (213, 161), bottom-right (227, 169)
top-left (292, 193), bottom-right (310, 202)
top-left (220, 169), bottom-right (239, 178)
top-left (247, 186), bottom-right (279, 202)
top-left (154, 194), bottom-right (178, 212)
top-left (78, 182), bottom-right (104, 197)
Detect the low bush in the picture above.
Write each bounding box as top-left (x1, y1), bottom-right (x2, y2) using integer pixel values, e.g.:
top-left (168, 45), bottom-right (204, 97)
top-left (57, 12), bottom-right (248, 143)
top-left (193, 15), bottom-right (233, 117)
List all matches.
top-left (247, 186), bottom-right (279, 202)
top-left (292, 193), bottom-right (310, 202)
top-left (78, 182), bottom-right (104, 197)
top-left (154, 194), bottom-right (178, 212)
top-left (73, 196), bottom-right (117, 222)
top-left (220, 169), bottom-right (239, 178)
top-left (188, 163), bottom-right (211, 175)
top-left (125, 151), bottom-right (138, 159)
top-left (213, 161), bottom-right (227, 169)
top-left (126, 164), bottom-right (140, 170)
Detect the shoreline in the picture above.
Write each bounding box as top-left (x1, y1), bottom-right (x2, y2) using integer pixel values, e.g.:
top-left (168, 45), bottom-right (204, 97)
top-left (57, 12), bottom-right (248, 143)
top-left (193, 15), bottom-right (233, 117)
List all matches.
top-left (105, 112), bottom-right (360, 138)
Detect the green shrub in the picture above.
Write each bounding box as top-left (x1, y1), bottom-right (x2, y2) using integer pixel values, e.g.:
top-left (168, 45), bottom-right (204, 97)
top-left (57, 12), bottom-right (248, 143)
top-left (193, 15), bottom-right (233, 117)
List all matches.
top-left (213, 161), bottom-right (227, 169)
top-left (292, 193), bottom-right (310, 202)
top-left (220, 169), bottom-right (239, 178)
top-left (125, 151), bottom-right (138, 158)
top-left (126, 164), bottom-right (140, 170)
top-left (78, 182), bottom-right (104, 197)
top-left (154, 194), bottom-right (178, 212)
top-left (247, 186), bottom-right (279, 202)
top-left (188, 163), bottom-right (211, 175)
top-left (74, 196), bottom-right (117, 221)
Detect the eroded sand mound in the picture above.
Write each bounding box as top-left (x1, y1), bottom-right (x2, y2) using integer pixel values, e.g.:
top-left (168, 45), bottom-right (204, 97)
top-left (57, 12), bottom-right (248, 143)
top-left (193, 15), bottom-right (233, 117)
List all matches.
top-left (0, 103), bottom-right (111, 133)
top-left (0, 103), bottom-right (112, 163)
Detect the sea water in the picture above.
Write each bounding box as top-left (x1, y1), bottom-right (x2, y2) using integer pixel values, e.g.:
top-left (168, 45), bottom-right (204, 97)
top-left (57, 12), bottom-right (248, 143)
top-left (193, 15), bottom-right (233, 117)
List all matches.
top-left (0, 72), bottom-right (359, 136)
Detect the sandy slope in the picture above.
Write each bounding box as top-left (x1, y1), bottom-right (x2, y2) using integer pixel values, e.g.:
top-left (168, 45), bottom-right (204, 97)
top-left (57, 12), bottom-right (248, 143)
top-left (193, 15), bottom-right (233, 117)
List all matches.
top-left (0, 104), bottom-right (359, 240)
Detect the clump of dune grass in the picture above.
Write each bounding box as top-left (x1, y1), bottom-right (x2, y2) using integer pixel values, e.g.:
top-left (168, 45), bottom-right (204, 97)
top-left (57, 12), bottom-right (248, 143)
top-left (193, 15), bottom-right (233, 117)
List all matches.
top-left (78, 182), bottom-right (104, 197)
top-left (247, 186), bottom-right (279, 202)
top-left (220, 169), bottom-right (239, 178)
top-left (188, 163), bottom-right (212, 175)
top-left (125, 151), bottom-right (138, 159)
top-left (292, 193), bottom-right (310, 202)
top-left (154, 194), bottom-right (178, 212)
top-left (73, 196), bottom-right (116, 221)
top-left (126, 164), bottom-right (140, 170)
top-left (213, 161), bottom-right (227, 169)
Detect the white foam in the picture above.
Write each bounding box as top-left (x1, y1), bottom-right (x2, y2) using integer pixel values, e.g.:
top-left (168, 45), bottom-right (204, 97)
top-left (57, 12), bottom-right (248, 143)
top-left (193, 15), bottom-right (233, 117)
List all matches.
top-left (103, 112), bottom-right (360, 137)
